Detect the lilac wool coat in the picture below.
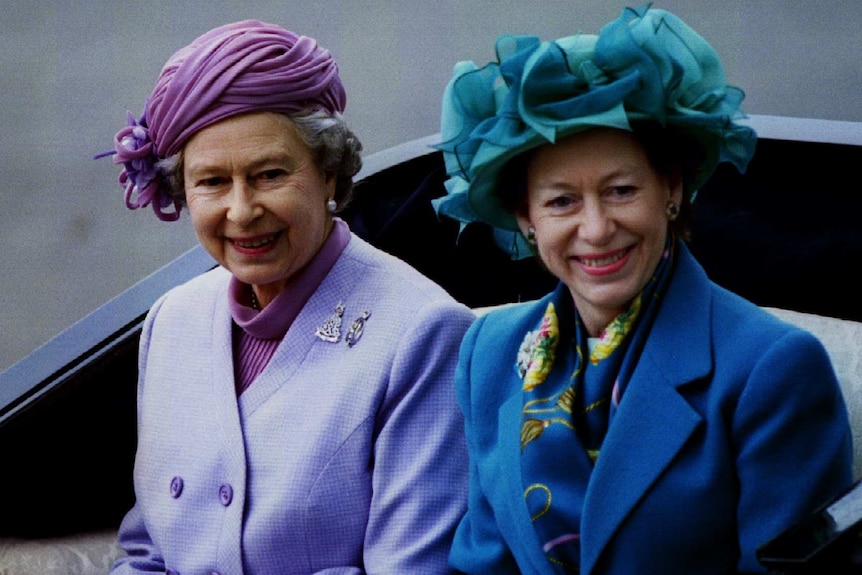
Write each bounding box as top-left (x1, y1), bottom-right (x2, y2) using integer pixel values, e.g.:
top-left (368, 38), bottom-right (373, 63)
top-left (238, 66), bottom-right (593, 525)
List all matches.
top-left (110, 234), bottom-right (475, 575)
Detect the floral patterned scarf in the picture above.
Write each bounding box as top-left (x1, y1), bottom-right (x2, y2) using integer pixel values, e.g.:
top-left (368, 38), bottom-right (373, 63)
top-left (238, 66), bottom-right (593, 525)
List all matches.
top-left (516, 237), bottom-right (677, 572)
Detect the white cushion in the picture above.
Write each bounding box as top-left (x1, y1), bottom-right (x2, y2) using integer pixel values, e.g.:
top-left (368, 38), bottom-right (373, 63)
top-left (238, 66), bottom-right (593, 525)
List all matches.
top-left (765, 307), bottom-right (862, 481)
top-left (0, 529), bottom-right (122, 575)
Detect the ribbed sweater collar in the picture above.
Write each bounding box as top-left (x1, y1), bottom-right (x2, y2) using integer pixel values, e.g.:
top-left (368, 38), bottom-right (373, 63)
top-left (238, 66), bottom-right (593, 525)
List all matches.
top-left (227, 218), bottom-right (351, 340)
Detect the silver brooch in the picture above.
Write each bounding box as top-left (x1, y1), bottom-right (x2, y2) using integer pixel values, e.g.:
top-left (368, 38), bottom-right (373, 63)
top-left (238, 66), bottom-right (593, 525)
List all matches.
top-left (315, 302), bottom-right (345, 343)
top-left (345, 311), bottom-right (371, 347)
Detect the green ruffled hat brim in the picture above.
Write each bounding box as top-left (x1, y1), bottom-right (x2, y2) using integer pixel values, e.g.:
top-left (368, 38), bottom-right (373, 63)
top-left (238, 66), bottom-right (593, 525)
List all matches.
top-left (433, 4), bottom-right (757, 258)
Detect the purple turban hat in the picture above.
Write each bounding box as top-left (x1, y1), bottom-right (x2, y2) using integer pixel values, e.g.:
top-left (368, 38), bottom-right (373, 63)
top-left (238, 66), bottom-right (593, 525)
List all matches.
top-left (105, 20), bottom-right (346, 221)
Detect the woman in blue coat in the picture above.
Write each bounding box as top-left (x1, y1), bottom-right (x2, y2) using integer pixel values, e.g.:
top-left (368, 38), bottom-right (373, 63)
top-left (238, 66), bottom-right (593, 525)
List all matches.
top-left (433, 5), bottom-right (853, 574)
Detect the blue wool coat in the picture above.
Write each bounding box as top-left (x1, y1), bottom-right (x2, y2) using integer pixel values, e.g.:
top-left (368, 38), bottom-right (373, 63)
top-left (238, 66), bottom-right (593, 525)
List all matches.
top-left (449, 243), bottom-right (853, 575)
top-left (110, 234), bottom-right (476, 575)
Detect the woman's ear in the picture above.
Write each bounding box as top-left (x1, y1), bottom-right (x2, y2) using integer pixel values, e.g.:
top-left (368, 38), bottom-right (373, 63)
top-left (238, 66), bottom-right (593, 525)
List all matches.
top-left (668, 173), bottom-right (684, 208)
top-left (515, 211), bottom-right (532, 240)
top-left (323, 171), bottom-right (338, 200)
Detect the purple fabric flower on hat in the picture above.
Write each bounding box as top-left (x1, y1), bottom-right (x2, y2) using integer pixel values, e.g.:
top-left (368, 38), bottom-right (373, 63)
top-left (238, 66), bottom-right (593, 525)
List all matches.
top-left (112, 111), bottom-right (180, 221)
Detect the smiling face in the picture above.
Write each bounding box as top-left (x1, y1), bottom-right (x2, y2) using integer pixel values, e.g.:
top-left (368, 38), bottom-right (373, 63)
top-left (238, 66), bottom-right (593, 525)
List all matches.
top-left (183, 111), bottom-right (336, 307)
top-left (516, 128), bottom-right (682, 336)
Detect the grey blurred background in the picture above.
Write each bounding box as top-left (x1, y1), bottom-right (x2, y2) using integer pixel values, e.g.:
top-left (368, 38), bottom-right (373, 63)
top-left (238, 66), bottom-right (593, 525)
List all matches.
top-left (1, 0), bottom-right (860, 371)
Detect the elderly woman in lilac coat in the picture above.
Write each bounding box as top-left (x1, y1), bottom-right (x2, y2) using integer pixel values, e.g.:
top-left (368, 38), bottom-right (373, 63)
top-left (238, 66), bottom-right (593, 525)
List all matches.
top-left (102, 21), bottom-right (474, 575)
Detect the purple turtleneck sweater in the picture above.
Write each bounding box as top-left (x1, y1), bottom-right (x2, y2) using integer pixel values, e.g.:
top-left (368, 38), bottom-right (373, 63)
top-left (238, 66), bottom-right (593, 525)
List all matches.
top-left (227, 218), bottom-right (351, 395)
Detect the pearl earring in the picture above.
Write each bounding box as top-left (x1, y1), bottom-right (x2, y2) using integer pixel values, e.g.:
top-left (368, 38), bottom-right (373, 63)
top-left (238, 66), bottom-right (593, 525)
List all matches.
top-left (327, 198), bottom-right (337, 213)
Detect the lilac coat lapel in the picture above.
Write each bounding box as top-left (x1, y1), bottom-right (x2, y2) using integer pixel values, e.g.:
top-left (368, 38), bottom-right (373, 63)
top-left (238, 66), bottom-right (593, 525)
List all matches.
top-left (236, 255), bottom-right (362, 420)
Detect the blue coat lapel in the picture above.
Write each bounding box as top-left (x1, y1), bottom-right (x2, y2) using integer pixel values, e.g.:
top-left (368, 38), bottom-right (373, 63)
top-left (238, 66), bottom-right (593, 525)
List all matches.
top-left (580, 246), bottom-right (714, 574)
top-left (498, 393), bottom-right (561, 574)
top-left (484, 247), bottom-right (715, 574)
top-left (580, 375), bottom-right (703, 572)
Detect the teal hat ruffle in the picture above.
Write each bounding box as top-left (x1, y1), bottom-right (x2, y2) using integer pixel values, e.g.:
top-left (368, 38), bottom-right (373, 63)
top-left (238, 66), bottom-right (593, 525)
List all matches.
top-left (432, 4), bottom-right (757, 258)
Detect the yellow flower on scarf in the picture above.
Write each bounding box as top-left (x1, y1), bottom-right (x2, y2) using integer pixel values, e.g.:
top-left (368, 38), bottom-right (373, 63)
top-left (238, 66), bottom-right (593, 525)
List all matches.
top-left (517, 303), bottom-right (559, 391)
top-left (590, 294), bottom-right (641, 364)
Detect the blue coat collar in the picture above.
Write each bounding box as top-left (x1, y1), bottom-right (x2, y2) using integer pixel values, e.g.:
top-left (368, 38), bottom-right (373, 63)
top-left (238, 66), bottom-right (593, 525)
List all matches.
top-left (495, 244), bottom-right (714, 574)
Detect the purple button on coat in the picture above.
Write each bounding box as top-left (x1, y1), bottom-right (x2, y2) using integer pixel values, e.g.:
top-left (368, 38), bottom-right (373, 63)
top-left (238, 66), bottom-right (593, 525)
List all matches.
top-left (218, 484), bottom-right (233, 507)
top-left (169, 476), bottom-right (183, 499)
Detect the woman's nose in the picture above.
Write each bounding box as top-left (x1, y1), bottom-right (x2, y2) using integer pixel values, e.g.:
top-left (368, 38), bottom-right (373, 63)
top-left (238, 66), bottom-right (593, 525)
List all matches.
top-left (579, 200), bottom-right (614, 242)
top-left (226, 183), bottom-right (262, 225)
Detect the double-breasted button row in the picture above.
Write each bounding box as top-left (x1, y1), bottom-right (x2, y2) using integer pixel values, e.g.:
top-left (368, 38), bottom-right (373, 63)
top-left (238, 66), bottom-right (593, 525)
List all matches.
top-left (169, 476), bottom-right (234, 507)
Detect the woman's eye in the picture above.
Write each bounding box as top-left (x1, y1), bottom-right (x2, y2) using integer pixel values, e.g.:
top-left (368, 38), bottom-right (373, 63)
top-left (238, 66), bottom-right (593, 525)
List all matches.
top-left (199, 176), bottom-right (224, 188)
top-left (609, 185), bottom-right (637, 198)
top-left (259, 169), bottom-right (286, 181)
top-left (546, 195), bottom-right (574, 209)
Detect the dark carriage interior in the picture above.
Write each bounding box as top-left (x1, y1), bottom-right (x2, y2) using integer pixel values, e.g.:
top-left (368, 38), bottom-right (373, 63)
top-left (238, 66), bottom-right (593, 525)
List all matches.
top-left (1, 117), bottom-right (861, 540)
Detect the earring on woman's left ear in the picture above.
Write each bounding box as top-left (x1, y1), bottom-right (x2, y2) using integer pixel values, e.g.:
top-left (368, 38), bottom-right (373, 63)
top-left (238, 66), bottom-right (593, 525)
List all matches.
top-left (666, 201), bottom-right (680, 221)
top-left (526, 226), bottom-right (537, 245)
top-left (327, 198), bottom-right (337, 213)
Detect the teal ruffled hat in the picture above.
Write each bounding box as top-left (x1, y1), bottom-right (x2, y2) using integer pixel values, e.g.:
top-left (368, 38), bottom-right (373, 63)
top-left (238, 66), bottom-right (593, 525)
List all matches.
top-left (432, 4), bottom-right (757, 257)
